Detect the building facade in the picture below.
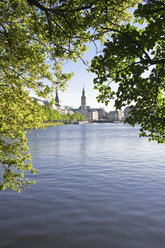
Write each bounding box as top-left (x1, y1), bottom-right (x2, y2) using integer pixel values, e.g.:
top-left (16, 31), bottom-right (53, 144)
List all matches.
top-left (107, 110), bottom-right (125, 122)
top-left (124, 106), bottom-right (131, 118)
top-left (69, 87), bottom-right (99, 121)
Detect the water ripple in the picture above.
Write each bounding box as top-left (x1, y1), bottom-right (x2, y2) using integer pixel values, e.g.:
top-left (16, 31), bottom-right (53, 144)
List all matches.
top-left (0, 124), bottom-right (165, 248)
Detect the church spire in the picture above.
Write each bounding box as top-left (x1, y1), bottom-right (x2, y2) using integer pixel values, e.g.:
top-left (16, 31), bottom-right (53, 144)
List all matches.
top-left (81, 86), bottom-right (86, 111)
top-left (82, 86), bottom-right (85, 97)
top-left (55, 89), bottom-right (60, 107)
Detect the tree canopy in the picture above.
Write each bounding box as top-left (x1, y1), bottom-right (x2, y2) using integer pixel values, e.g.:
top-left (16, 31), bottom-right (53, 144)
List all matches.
top-left (0, 0), bottom-right (140, 191)
top-left (91, 0), bottom-right (165, 143)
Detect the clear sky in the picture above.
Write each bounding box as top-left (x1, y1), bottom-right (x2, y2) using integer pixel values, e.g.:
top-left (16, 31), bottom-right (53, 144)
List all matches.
top-left (57, 43), bottom-right (116, 112)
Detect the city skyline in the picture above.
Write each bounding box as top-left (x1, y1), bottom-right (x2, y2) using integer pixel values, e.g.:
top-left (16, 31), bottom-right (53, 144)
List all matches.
top-left (30, 42), bottom-right (117, 111)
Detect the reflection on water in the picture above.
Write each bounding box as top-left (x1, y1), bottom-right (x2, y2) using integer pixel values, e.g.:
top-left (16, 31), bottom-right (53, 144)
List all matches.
top-left (0, 123), bottom-right (165, 248)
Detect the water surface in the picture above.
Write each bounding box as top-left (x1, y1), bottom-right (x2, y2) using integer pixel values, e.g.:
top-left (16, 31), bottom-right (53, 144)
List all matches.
top-left (1, 124), bottom-right (165, 248)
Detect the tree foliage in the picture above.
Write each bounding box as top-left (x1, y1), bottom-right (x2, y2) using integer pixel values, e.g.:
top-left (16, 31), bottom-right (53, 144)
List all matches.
top-left (0, 0), bottom-right (139, 191)
top-left (41, 105), bottom-right (86, 121)
top-left (91, 0), bottom-right (165, 143)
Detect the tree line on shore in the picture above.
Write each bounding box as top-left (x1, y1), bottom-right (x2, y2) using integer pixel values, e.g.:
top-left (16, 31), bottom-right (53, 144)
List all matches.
top-left (41, 105), bottom-right (86, 123)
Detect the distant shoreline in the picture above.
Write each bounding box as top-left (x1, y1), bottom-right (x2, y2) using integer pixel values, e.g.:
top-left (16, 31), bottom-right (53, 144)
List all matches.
top-left (91, 119), bottom-right (124, 124)
top-left (41, 120), bottom-right (125, 127)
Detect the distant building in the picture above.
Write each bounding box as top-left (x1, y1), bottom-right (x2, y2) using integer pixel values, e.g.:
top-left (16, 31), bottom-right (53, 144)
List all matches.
top-left (107, 110), bottom-right (124, 122)
top-left (91, 108), bottom-right (106, 119)
top-left (34, 91), bottom-right (74, 115)
top-left (34, 88), bottom-right (127, 122)
top-left (81, 87), bottom-right (86, 111)
top-left (89, 111), bottom-right (99, 120)
top-left (72, 87), bottom-right (99, 121)
top-left (124, 106), bottom-right (131, 118)
top-left (52, 90), bottom-right (73, 115)
top-left (118, 111), bottom-right (125, 121)
top-left (69, 87), bottom-right (100, 121)
top-left (55, 89), bottom-right (60, 107)
top-left (107, 111), bottom-right (119, 122)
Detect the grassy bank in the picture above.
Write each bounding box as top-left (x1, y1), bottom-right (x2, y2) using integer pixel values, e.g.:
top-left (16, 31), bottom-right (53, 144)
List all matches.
top-left (41, 122), bottom-right (65, 128)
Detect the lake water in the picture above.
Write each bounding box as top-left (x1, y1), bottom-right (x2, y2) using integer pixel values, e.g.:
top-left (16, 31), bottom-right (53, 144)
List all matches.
top-left (1, 123), bottom-right (165, 248)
